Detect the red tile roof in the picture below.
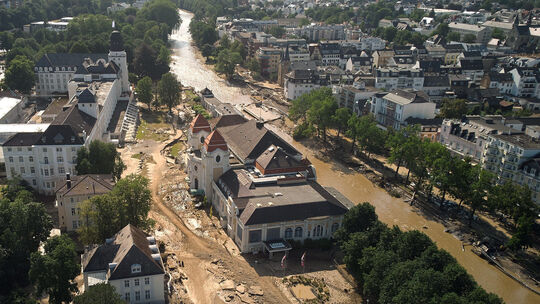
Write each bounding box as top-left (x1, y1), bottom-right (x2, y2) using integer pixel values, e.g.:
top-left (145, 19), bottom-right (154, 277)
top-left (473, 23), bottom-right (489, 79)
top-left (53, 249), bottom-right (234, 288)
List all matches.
top-left (190, 114), bottom-right (211, 134)
top-left (204, 130), bottom-right (228, 152)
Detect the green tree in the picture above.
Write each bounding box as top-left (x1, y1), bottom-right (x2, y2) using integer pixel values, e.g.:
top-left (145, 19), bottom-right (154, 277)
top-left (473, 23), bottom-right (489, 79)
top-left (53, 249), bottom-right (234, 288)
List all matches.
top-left (447, 31), bottom-right (461, 42)
top-left (133, 43), bottom-right (158, 79)
top-left (267, 26), bottom-right (286, 38)
top-left (355, 115), bottom-right (386, 157)
top-left (76, 141), bottom-right (123, 178)
top-left (5, 55), bottom-right (34, 93)
top-left (0, 193), bottom-right (52, 294)
top-left (139, 0), bottom-right (180, 29)
top-left (73, 283), bottom-right (125, 304)
top-left (246, 57), bottom-right (260, 73)
top-left (215, 49), bottom-right (242, 78)
top-left (439, 98), bottom-right (467, 119)
top-left (347, 114), bottom-right (361, 153)
top-left (491, 28), bottom-right (505, 40)
top-left (69, 41), bottom-right (89, 53)
top-left (29, 235), bottom-right (79, 304)
top-left (463, 168), bottom-right (494, 225)
top-left (386, 125), bottom-right (420, 178)
top-left (157, 72), bottom-right (181, 112)
top-left (136, 76), bottom-right (154, 110)
top-left (463, 33), bottom-right (476, 43)
top-left (307, 93), bottom-right (337, 142)
top-left (78, 174), bottom-right (153, 245)
top-left (332, 108), bottom-right (351, 140)
top-left (201, 44), bottom-right (214, 59)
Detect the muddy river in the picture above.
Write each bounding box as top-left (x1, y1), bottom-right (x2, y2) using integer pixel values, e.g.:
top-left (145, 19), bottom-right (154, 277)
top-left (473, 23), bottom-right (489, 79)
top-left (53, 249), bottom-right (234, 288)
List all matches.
top-left (169, 9), bottom-right (540, 303)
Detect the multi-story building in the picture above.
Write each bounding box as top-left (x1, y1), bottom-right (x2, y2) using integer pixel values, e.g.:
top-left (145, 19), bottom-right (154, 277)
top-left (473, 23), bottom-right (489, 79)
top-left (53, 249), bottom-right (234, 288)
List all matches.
top-left (334, 82), bottom-right (377, 116)
top-left (82, 224), bottom-right (165, 303)
top-left (459, 59), bottom-right (485, 85)
top-left (509, 67), bottom-right (539, 98)
top-left (256, 47), bottom-right (282, 77)
top-left (440, 116), bottom-right (521, 162)
top-left (370, 90), bottom-right (436, 130)
top-left (482, 72), bottom-right (513, 95)
top-left (284, 69), bottom-right (330, 100)
top-left (3, 30), bottom-right (134, 194)
top-left (448, 22), bottom-right (493, 44)
top-left (55, 174), bottom-right (114, 231)
top-left (35, 53), bottom-right (107, 96)
top-left (292, 24), bottom-right (345, 41)
top-left (319, 41), bottom-right (341, 66)
top-left (374, 67), bottom-right (424, 91)
top-left (186, 114), bottom-right (351, 255)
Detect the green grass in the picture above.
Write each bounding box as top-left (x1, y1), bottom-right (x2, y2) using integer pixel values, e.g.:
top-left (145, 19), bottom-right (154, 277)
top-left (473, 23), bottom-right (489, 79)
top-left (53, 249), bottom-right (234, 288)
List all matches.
top-left (131, 153), bottom-right (142, 159)
top-left (169, 142), bottom-right (184, 158)
top-left (135, 110), bottom-right (170, 141)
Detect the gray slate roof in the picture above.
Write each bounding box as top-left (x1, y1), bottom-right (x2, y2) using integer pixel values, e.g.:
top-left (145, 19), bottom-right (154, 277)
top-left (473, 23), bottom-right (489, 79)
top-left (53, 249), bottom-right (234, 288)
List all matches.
top-left (35, 53), bottom-right (108, 68)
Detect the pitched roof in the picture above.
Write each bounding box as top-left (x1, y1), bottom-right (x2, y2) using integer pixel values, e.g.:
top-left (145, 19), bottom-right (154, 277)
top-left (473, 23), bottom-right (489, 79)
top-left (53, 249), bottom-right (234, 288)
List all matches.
top-left (211, 114), bottom-right (248, 130)
top-left (56, 174), bottom-right (114, 196)
top-left (2, 132), bottom-right (43, 146)
top-left (423, 75), bottom-right (450, 87)
top-left (36, 125), bottom-right (85, 145)
top-left (204, 130), bottom-right (228, 152)
top-left (255, 145), bottom-right (305, 172)
top-left (35, 53), bottom-right (108, 68)
top-left (52, 102), bottom-right (96, 135)
top-left (189, 114), bottom-right (211, 134)
top-left (384, 90), bottom-right (431, 105)
top-left (82, 224), bottom-right (164, 279)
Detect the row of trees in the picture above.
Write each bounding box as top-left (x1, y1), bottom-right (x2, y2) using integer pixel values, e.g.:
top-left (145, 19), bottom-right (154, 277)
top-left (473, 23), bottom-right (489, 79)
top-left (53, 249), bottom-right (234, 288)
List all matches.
top-left (2, 0), bottom-right (180, 92)
top-left (336, 203), bottom-right (503, 304)
top-left (136, 72), bottom-right (182, 112)
top-left (291, 88), bottom-right (538, 250)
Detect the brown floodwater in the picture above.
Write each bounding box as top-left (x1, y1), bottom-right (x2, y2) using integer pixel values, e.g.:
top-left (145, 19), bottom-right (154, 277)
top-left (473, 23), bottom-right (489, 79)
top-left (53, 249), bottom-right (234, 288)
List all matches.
top-left (170, 9), bottom-right (540, 303)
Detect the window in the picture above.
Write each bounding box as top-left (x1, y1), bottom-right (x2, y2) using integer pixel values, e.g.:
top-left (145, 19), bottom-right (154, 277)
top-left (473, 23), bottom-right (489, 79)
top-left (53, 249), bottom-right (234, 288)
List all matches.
top-left (125, 280), bottom-right (130, 287)
top-left (44, 169), bottom-right (49, 176)
top-left (71, 147), bottom-right (76, 152)
top-left (10, 167), bottom-right (15, 175)
top-left (72, 208), bottom-right (76, 216)
top-left (50, 168), bottom-right (54, 175)
top-left (8, 157), bottom-right (13, 163)
top-left (125, 293), bottom-right (130, 301)
top-left (294, 227), bottom-right (303, 238)
top-left (7, 148), bottom-right (11, 152)
top-left (20, 167), bottom-right (25, 174)
top-left (236, 224), bottom-right (243, 240)
top-left (135, 291), bottom-right (140, 301)
top-left (266, 227), bottom-right (280, 240)
top-left (72, 221), bottom-right (78, 229)
top-left (57, 156), bottom-right (63, 162)
top-left (145, 277), bottom-right (150, 285)
top-left (145, 290), bottom-right (151, 299)
top-left (331, 223), bottom-right (339, 233)
top-left (56, 147), bottom-right (62, 152)
top-left (284, 228), bottom-right (293, 239)
top-left (134, 278), bottom-right (139, 286)
top-left (32, 179), bottom-right (36, 186)
top-left (216, 155), bottom-right (221, 163)
top-left (248, 230), bottom-right (262, 243)
top-left (29, 156), bottom-right (33, 162)
top-left (18, 156), bottom-right (23, 162)
top-left (131, 264), bottom-right (141, 273)
top-left (59, 167), bottom-right (65, 174)
top-left (44, 157), bottom-right (49, 164)
top-left (43, 148), bottom-right (47, 152)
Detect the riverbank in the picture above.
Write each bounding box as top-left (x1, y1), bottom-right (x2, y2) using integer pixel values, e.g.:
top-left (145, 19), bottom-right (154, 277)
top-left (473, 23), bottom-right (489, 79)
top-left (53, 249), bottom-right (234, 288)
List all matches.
top-left (169, 8), bottom-right (540, 303)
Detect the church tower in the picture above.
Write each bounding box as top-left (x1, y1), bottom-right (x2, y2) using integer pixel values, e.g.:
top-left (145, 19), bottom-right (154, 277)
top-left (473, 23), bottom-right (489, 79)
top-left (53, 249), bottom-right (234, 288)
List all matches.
top-left (201, 130), bottom-right (230, 201)
top-left (109, 30), bottom-right (130, 92)
top-left (278, 45), bottom-right (290, 87)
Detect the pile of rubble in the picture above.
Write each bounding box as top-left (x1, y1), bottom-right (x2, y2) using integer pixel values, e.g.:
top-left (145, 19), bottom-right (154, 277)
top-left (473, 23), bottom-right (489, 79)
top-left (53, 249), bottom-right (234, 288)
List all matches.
top-left (210, 259), bottom-right (265, 304)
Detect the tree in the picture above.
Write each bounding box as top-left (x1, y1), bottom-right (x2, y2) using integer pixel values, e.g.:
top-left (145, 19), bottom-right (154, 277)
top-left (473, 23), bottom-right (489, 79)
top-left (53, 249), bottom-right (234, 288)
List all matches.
top-left (491, 28), bottom-right (505, 40)
top-left (112, 154), bottom-right (126, 181)
top-left (307, 93), bottom-right (337, 142)
top-left (439, 99), bottom-right (467, 119)
top-left (133, 43), bottom-right (158, 79)
top-left (447, 31), bottom-right (461, 42)
top-left (463, 168), bottom-right (494, 225)
top-left (201, 44), bottom-right (214, 59)
top-left (347, 114), bottom-right (361, 153)
top-left (463, 33), bottom-right (476, 43)
top-left (157, 72), bottom-right (181, 112)
top-left (246, 57), bottom-right (260, 74)
top-left (76, 141), bottom-right (122, 178)
top-left (139, 0), bottom-right (180, 29)
top-left (267, 26), bottom-right (286, 38)
top-left (5, 55), bottom-right (34, 93)
top-left (73, 283), bottom-right (125, 304)
top-left (386, 125), bottom-right (420, 178)
top-left (335, 202), bottom-right (379, 243)
top-left (0, 193), bottom-right (52, 294)
top-left (136, 76), bottom-right (154, 110)
top-left (69, 41), bottom-right (89, 53)
top-left (29, 235), bottom-right (79, 304)
top-left (78, 174), bottom-right (153, 245)
top-left (355, 115), bottom-right (385, 157)
top-left (215, 49), bottom-right (242, 78)
top-left (332, 108), bottom-right (351, 140)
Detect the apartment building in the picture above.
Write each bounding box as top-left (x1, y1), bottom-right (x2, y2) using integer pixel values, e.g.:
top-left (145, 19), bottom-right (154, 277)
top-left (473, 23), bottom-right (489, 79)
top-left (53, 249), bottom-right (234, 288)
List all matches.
top-left (370, 90), bottom-right (436, 130)
top-left (374, 67), bottom-right (424, 91)
top-left (56, 174), bottom-right (114, 231)
top-left (256, 47), bottom-right (282, 77)
top-left (284, 69), bottom-right (329, 100)
top-left (509, 67), bottom-right (539, 98)
top-left (448, 22), bottom-right (492, 44)
top-left (82, 224), bottom-right (165, 303)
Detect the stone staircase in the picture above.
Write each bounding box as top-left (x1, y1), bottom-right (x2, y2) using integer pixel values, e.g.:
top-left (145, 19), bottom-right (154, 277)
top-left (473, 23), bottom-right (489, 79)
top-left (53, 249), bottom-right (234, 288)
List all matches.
top-left (121, 100), bottom-right (139, 142)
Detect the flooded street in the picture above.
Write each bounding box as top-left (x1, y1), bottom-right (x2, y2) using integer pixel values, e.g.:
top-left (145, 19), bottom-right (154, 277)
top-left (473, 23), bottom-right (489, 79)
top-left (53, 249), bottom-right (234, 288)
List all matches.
top-left (169, 9), bottom-right (540, 303)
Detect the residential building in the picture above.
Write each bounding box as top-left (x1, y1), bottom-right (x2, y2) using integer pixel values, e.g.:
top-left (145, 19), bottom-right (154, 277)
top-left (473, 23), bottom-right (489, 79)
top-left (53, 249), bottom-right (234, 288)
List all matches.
top-left (422, 75), bottom-right (451, 102)
top-left (319, 41), bottom-right (341, 66)
top-left (3, 30), bottom-right (135, 194)
top-left (56, 174), bottom-right (114, 231)
top-left (81, 224), bottom-right (165, 303)
top-left (334, 82), bottom-right (377, 116)
top-left (448, 22), bottom-right (492, 44)
top-left (440, 116), bottom-right (521, 162)
top-left (509, 67), bottom-right (539, 98)
top-left (186, 114), bottom-right (352, 255)
top-left (481, 72), bottom-right (513, 95)
top-left (35, 53), bottom-right (107, 96)
top-left (374, 67), bottom-right (424, 91)
top-left (0, 96), bottom-right (25, 124)
top-left (256, 47), bottom-right (282, 77)
top-left (284, 69), bottom-right (329, 100)
top-left (370, 90), bottom-right (436, 130)
top-left (459, 59), bottom-right (485, 85)
top-left (405, 117), bottom-right (443, 142)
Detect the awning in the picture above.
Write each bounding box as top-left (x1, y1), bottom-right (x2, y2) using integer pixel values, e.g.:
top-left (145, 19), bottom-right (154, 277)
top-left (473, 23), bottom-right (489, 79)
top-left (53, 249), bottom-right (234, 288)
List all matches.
top-left (263, 239), bottom-right (292, 254)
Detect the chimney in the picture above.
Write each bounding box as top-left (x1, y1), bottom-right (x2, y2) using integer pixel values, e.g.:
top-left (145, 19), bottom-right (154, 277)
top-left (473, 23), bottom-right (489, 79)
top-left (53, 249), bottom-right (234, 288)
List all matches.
top-left (256, 121), bottom-right (264, 129)
top-left (66, 173), bottom-right (71, 189)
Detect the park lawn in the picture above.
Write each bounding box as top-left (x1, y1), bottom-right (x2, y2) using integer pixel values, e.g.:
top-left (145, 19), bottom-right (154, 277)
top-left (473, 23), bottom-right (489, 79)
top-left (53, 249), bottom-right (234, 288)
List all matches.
top-left (136, 110), bottom-right (170, 141)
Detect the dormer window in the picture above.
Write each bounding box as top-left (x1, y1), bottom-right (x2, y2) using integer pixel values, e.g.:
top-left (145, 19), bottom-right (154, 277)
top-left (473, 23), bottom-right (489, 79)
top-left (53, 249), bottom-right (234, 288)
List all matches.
top-left (131, 264), bottom-right (141, 273)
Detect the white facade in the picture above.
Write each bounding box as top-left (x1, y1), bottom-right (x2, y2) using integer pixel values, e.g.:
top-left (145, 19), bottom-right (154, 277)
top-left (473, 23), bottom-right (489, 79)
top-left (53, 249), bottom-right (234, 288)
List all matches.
top-left (284, 78), bottom-right (321, 100)
top-left (109, 274), bottom-right (164, 304)
top-left (370, 91), bottom-right (436, 130)
top-left (375, 68), bottom-right (424, 91)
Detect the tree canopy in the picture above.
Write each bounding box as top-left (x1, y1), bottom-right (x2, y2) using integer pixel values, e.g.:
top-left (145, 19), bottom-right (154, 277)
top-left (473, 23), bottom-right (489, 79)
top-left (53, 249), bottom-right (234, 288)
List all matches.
top-left (73, 283), bottom-right (125, 304)
top-left (76, 140), bottom-right (125, 180)
top-left (157, 72), bottom-right (181, 112)
top-left (4, 55), bottom-right (35, 93)
top-left (136, 76), bottom-right (154, 110)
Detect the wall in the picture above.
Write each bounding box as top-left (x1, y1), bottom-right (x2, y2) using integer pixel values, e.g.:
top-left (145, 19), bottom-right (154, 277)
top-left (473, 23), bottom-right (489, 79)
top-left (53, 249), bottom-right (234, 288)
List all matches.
top-left (110, 274), bottom-right (165, 304)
